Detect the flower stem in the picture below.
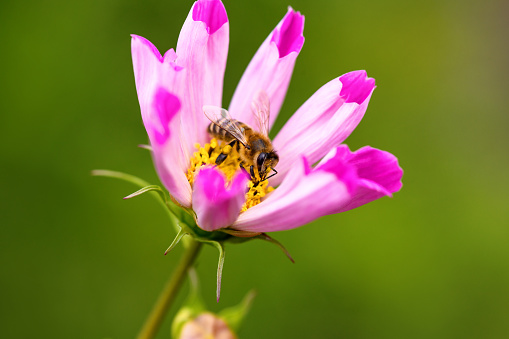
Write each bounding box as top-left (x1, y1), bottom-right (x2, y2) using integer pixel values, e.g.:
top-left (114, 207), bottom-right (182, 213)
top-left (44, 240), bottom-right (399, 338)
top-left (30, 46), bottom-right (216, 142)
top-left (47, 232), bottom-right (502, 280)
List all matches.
top-left (136, 239), bottom-right (203, 339)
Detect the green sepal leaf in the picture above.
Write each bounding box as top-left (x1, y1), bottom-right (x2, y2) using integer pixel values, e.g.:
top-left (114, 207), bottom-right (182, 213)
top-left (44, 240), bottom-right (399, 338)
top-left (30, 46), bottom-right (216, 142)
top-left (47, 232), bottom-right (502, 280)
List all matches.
top-left (123, 185), bottom-right (166, 201)
top-left (194, 239), bottom-right (226, 302)
top-left (138, 144), bottom-right (152, 151)
top-left (91, 169), bottom-right (151, 187)
top-left (164, 228), bottom-right (189, 255)
top-left (219, 290), bottom-right (256, 332)
top-left (256, 233), bottom-right (295, 263)
top-left (214, 241), bottom-right (226, 303)
top-left (220, 228), bottom-right (261, 238)
top-left (92, 169), bottom-right (188, 238)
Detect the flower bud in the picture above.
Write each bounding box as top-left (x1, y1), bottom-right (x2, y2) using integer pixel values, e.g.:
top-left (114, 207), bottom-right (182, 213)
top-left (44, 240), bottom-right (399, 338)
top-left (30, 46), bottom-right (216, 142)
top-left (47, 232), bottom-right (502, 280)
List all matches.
top-left (172, 269), bottom-right (255, 338)
top-left (179, 312), bottom-right (236, 339)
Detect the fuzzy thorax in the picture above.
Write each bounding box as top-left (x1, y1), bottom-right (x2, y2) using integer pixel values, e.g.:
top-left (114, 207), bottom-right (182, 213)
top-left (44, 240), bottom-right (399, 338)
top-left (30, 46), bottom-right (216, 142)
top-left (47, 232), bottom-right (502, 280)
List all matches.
top-left (187, 138), bottom-right (274, 212)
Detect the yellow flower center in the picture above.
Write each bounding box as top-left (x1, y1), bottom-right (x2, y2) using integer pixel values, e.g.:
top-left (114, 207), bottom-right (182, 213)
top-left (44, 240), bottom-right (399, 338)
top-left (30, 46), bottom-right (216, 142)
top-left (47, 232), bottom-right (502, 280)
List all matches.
top-left (186, 138), bottom-right (274, 212)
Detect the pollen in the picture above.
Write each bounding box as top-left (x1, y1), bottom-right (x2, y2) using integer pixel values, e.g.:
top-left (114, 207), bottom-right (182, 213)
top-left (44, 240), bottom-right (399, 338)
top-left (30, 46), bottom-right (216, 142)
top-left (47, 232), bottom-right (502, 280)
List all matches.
top-left (186, 138), bottom-right (274, 212)
top-left (242, 179), bottom-right (274, 212)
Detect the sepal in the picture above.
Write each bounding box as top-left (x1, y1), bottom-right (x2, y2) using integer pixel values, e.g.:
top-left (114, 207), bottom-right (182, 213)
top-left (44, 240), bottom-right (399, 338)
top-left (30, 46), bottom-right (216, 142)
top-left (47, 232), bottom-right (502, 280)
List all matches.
top-left (138, 144), bottom-right (152, 151)
top-left (92, 169), bottom-right (191, 234)
top-left (123, 184), bottom-right (166, 201)
top-left (164, 228), bottom-right (189, 255)
top-left (220, 228), bottom-right (262, 238)
top-left (256, 233), bottom-right (295, 263)
top-left (91, 169), bottom-right (152, 187)
top-left (218, 290), bottom-right (256, 332)
top-left (193, 239), bottom-right (226, 302)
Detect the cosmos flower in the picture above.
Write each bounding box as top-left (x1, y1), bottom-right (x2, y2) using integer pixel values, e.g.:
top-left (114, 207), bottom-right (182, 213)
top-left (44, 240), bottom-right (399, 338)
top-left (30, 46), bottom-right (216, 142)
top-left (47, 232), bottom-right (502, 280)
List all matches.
top-left (131, 0), bottom-right (403, 235)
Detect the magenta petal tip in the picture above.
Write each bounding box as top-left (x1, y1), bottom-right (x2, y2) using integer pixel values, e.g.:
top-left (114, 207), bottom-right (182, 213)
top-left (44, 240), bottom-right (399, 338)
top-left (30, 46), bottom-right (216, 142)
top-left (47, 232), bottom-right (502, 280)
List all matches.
top-left (339, 70), bottom-right (376, 105)
top-left (192, 0), bottom-right (228, 34)
top-left (271, 8), bottom-right (305, 58)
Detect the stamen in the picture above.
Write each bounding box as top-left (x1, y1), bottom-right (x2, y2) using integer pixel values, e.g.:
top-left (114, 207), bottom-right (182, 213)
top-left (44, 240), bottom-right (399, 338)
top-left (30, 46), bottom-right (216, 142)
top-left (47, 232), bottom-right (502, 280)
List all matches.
top-left (187, 138), bottom-right (274, 212)
top-left (242, 179), bottom-right (274, 212)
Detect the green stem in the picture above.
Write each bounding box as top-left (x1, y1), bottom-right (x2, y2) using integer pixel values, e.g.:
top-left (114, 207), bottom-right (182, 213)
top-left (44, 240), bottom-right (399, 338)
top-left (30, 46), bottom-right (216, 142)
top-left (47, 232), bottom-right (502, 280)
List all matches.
top-left (136, 239), bottom-right (203, 339)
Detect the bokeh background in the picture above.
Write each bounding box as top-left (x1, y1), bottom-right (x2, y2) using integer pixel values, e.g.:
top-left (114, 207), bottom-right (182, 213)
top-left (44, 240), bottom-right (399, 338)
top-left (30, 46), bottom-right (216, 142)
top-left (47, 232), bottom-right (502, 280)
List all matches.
top-left (2, 0), bottom-right (508, 338)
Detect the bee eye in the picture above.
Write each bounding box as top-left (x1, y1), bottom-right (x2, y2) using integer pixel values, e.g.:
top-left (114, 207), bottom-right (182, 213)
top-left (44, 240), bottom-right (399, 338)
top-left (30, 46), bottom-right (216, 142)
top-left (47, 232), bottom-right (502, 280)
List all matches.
top-left (257, 153), bottom-right (267, 167)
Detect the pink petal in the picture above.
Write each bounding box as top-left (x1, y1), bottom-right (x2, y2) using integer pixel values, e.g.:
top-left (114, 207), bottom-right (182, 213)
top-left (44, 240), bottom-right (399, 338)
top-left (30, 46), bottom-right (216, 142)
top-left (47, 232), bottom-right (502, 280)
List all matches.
top-left (131, 35), bottom-right (192, 206)
top-left (192, 167), bottom-right (249, 232)
top-left (148, 88), bottom-right (192, 207)
top-left (228, 7), bottom-right (305, 130)
top-left (176, 0), bottom-right (230, 157)
top-left (271, 71), bottom-right (376, 186)
top-left (233, 144), bottom-right (402, 232)
top-left (131, 35), bottom-right (183, 145)
top-left (192, 0), bottom-right (228, 34)
top-left (271, 7), bottom-right (305, 58)
top-left (329, 145), bottom-right (403, 212)
top-left (232, 156), bottom-right (357, 232)
top-left (131, 35), bottom-right (184, 138)
top-left (339, 70), bottom-right (376, 104)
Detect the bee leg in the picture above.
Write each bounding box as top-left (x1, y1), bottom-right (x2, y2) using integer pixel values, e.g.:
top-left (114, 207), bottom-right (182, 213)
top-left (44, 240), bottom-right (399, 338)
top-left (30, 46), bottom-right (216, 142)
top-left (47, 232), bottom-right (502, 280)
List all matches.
top-left (216, 139), bottom-right (237, 165)
top-left (239, 166), bottom-right (250, 179)
top-left (215, 153), bottom-right (228, 165)
top-left (238, 161), bottom-right (249, 175)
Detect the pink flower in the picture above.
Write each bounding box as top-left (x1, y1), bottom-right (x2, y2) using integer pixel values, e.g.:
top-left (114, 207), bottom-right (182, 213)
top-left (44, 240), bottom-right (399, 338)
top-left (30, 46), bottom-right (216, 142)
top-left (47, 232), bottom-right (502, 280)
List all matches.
top-left (131, 0), bottom-right (402, 235)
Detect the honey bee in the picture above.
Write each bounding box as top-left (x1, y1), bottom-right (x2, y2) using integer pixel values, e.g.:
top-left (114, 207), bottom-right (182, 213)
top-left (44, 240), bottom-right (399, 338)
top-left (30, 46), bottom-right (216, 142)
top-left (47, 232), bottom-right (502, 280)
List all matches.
top-left (203, 90), bottom-right (279, 183)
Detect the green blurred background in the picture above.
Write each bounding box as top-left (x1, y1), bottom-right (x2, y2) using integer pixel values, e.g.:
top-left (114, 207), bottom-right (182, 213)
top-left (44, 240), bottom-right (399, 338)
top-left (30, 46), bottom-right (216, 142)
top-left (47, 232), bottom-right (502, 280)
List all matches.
top-left (2, 0), bottom-right (508, 338)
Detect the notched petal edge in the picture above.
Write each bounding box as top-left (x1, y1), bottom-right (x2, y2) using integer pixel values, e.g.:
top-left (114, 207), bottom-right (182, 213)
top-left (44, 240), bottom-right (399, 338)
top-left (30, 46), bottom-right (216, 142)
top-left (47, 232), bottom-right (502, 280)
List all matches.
top-left (192, 0), bottom-right (228, 34)
top-left (271, 7), bottom-right (305, 58)
top-left (339, 70), bottom-right (376, 105)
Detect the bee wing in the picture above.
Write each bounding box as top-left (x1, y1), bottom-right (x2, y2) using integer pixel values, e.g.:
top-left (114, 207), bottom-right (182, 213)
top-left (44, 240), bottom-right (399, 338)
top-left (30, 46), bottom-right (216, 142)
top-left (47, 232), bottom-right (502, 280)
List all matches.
top-left (251, 90), bottom-right (271, 136)
top-left (203, 105), bottom-right (249, 147)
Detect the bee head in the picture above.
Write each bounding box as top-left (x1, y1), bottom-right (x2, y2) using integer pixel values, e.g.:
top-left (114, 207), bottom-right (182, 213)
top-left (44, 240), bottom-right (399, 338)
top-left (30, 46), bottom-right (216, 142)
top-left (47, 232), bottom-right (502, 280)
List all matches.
top-left (257, 152), bottom-right (279, 180)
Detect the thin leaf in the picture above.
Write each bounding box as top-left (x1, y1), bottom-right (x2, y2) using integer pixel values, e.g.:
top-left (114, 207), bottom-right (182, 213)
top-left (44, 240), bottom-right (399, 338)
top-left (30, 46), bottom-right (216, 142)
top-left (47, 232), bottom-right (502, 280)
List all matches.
top-left (92, 169), bottom-right (183, 236)
top-left (256, 233), bottom-right (295, 263)
top-left (124, 185), bottom-right (166, 202)
top-left (196, 239), bottom-right (226, 302)
top-left (91, 169), bottom-right (150, 187)
top-left (213, 241), bottom-right (226, 302)
top-left (138, 144), bottom-right (153, 151)
top-left (164, 228), bottom-right (188, 255)
top-left (220, 228), bottom-right (261, 238)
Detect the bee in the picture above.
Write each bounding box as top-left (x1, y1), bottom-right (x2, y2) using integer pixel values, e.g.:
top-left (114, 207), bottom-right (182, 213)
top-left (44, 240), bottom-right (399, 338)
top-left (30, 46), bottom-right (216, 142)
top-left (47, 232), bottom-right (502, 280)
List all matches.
top-left (203, 90), bottom-right (279, 183)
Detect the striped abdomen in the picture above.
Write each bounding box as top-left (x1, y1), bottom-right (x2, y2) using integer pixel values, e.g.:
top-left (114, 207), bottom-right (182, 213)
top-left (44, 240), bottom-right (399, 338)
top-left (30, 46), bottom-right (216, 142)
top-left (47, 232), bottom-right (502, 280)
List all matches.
top-left (207, 118), bottom-right (252, 142)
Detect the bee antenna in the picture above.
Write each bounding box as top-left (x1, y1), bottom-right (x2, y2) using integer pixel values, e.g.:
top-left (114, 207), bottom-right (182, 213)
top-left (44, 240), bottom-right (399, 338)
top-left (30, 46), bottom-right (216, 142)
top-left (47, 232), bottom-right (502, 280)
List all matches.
top-left (264, 168), bottom-right (278, 181)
